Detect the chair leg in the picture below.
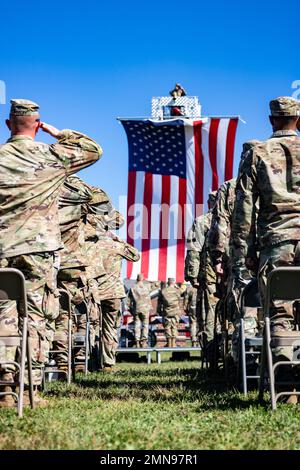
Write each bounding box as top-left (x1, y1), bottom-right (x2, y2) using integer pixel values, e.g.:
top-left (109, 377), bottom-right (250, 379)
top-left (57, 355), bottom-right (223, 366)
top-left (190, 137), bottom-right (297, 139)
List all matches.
top-left (18, 317), bottom-right (28, 418)
top-left (71, 352), bottom-right (76, 382)
top-left (265, 317), bottom-right (277, 410)
top-left (67, 319), bottom-right (72, 385)
top-left (84, 321), bottom-right (89, 376)
top-left (224, 322), bottom-right (229, 383)
top-left (258, 329), bottom-right (266, 403)
top-left (26, 332), bottom-right (35, 409)
top-left (240, 319), bottom-right (247, 396)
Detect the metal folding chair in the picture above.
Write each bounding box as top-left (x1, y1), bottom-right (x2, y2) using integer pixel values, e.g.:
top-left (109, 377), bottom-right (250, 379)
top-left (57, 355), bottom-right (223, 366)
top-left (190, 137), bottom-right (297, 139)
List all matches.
top-left (43, 289), bottom-right (72, 386)
top-left (258, 267), bottom-right (300, 410)
top-left (238, 278), bottom-right (262, 395)
top-left (0, 268), bottom-right (34, 417)
top-left (72, 300), bottom-right (91, 377)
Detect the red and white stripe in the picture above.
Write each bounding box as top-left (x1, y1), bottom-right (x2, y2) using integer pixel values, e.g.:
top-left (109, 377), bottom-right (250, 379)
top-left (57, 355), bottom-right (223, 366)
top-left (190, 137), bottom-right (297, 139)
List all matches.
top-left (126, 117), bottom-right (238, 282)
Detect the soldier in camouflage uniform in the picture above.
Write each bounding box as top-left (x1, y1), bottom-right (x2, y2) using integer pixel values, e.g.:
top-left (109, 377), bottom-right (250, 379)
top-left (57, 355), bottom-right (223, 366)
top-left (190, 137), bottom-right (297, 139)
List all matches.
top-left (208, 171), bottom-right (259, 363)
top-left (0, 99), bottom-right (102, 407)
top-left (185, 193), bottom-right (217, 350)
top-left (127, 274), bottom-right (152, 348)
top-left (183, 284), bottom-right (199, 346)
top-left (157, 278), bottom-right (182, 347)
top-left (231, 97), bottom-right (300, 393)
top-left (50, 177), bottom-right (111, 372)
top-left (85, 215), bottom-right (140, 371)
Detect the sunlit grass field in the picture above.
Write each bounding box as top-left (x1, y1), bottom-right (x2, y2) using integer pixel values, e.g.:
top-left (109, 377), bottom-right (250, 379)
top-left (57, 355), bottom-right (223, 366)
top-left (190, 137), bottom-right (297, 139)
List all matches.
top-left (1, 357), bottom-right (300, 450)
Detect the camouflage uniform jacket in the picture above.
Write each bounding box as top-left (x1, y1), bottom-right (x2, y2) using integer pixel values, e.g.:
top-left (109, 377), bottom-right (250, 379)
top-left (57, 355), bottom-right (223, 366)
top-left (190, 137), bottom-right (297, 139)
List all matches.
top-left (231, 130), bottom-right (300, 273)
top-left (128, 282), bottom-right (152, 315)
top-left (59, 175), bottom-right (94, 271)
top-left (93, 234), bottom-right (140, 300)
top-left (157, 285), bottom-right (182, 317)
top-left (0, 130), bottom-right (102, 258)
top-left (83, 205), bottom-right (125, 281)
top-left (199, 212), bottom-right (216, 287)
top-left (208, 178), bottom-right (236, 264)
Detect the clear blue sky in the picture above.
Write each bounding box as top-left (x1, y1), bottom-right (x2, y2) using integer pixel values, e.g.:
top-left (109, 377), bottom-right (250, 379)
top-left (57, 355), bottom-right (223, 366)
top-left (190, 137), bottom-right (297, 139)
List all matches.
top-left (0, 0), bottom-right (298, 215)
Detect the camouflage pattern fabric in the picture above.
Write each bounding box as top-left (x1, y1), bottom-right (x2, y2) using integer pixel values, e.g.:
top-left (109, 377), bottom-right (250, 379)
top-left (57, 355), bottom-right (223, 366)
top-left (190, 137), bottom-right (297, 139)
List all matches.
top-left (10, 98), bottom-right (39, 116)
top-left (197, 213), bottom-right (218, 343)
top-left (185, 214), bottom-right (207, 282)
top-left (101, 298), bottom-right (121, 367)
top-left (196, 288), bottom-right (216, 343)
top-left (208, 179), bottom-right (237, 266)
top-left (128, 281), bottom-right (152, 343)
top-left (183, 285), bottom-right (198, 342)
top-left (59, 176), bottom-right (94, 270)
top-left (157, 285), bottom-right (182, 340)
top-left (231, 129), bottom-right (300, 360)
top-left (0, 252), bottom-right (60, 385)
top-left (184, 211), bottom-right (217, 343)
top-left (163, 316), bottom-right (178, 340)
top-left (0, 130), bottom-right (102, 259)
top-left (0, 127), bottom-right (102, 383)
top-left (133, 313), bottom-right (149, 343)
top-left (52, 276), bottom-right (87, 365)
top-left (269, 96), bottom-right (300, 117)
top-left (128, 281), bottom-right (152, 315)
top-left (157, 285), bottom-right (182, 318)
top-left (231, 130), bottom-right (300, 275)
top-left (95, 234), bottom-right (140, 301)
top-left (84, 219), bottom-right (139, 367)
top-left (54, 180), bottom-right (117, 366)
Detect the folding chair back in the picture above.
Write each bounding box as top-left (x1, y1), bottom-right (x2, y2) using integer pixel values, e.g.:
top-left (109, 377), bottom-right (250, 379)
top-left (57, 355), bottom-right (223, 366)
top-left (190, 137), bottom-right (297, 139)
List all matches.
top-left (0, 268), bottom-right (34, 416)
top-left (259, 267), bottom-right (300, 409)
top-left (0, 270), bottom-right (26, 302)
top-left (265, 267), bottom-right (300, 314)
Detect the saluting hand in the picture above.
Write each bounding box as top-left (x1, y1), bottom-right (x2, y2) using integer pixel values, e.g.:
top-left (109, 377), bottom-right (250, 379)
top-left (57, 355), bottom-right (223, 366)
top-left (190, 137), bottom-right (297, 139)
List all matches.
top-left (39, 122), bottom-right (61, 139)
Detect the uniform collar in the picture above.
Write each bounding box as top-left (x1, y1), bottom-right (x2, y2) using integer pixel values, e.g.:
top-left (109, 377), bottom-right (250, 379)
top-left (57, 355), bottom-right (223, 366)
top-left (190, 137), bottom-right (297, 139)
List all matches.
top-left (7, 135), bottom-right (34, 143)
top-left (270, 130), bottom-right (298, 138)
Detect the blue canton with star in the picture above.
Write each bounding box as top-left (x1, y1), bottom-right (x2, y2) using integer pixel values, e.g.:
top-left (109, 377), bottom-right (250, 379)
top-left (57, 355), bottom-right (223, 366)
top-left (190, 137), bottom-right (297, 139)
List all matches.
top-left (122, 120), bottom-right (187, 178)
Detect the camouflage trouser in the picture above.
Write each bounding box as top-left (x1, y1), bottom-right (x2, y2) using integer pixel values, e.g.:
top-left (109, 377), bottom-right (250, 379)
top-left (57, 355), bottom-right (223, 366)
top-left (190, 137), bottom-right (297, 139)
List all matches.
top-left (258, 241), bottom-right (300, 361)
top-left (196, 285), bottom-right (218, 343)
top-left (163, 316), bottom-right (178, 339)
top-left (0, 252), bottom-right (60, 385)
top-left (133, 312), bottom-right (149, 342)
top-left (188, 313), bottom-right (198, 342)
top-left (51, 275), bottom-right (101, 364)
top-left (227, 279), bottom-right (259, 363)
top-left (101, 298), bottom-right (121, 367)
top-left (50, 277), bottom-right (87, 365)
top-left (231, 308), bottom-right (259, 363)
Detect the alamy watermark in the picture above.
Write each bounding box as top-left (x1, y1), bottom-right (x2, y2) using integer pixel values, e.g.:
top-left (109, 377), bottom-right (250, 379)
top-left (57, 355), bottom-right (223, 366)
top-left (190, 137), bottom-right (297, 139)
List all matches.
top-left (0, 80), bottom-right (6, 104)
top-left (291, 80), bottom-right (300, 100)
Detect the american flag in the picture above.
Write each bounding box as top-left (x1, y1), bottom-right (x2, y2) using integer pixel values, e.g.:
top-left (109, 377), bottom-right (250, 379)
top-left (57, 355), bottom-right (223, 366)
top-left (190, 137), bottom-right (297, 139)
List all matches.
top-left (121, 117), bottom-right (239, 282)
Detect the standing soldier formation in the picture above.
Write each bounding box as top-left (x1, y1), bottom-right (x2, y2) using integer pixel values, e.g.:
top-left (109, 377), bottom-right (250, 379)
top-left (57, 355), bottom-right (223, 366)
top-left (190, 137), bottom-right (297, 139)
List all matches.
top-left (0, 98), bottom-right (139, 407)
top-left (1, 95), bottom-right (300, 409)
top-left (231, 96), bottom-right (300, 402)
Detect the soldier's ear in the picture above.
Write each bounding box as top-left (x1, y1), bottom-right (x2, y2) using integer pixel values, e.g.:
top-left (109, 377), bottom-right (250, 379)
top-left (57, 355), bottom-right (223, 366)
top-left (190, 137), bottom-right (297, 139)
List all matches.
top-left (5, 119), bottom-right (11, 131)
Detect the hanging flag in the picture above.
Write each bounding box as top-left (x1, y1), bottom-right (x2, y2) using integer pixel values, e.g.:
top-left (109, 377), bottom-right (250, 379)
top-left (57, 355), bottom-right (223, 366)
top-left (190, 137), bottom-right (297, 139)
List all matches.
top-left (120, 117), bottom-right (239, 282)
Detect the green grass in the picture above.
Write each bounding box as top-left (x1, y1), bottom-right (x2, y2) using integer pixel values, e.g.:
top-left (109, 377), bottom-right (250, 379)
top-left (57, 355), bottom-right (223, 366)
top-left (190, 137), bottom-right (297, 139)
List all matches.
top-left (1, 358), bottom-right (300, 450)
